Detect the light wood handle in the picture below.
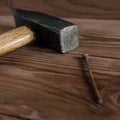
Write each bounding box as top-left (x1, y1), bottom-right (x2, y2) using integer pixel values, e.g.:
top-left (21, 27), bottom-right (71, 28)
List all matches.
top-left (0, 26), bottom-right (35, 56)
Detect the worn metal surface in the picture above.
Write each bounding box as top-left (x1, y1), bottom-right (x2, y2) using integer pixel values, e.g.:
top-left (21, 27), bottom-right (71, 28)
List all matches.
top-left (13, 9), bottom-right (79, 53)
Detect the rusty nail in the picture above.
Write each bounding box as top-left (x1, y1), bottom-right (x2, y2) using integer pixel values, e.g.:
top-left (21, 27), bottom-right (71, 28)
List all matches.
top-left (82, 54), bottom-right (103, 104)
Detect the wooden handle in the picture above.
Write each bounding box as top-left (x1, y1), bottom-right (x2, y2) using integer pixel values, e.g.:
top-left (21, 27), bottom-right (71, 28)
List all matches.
top-left (0, 26), bottom-right (35, 56)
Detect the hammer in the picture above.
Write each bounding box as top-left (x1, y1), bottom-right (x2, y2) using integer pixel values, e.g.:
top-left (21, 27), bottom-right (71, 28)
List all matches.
top-left (0, 9), bottom-right (79, 56)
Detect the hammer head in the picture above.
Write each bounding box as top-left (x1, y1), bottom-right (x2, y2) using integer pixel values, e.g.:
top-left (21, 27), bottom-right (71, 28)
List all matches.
top-left (13, 9), bottom-right (79, 53)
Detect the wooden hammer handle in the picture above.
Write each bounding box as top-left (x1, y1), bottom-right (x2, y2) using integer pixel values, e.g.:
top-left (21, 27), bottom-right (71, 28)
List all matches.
top-left (0, 26), bottom-right (35, 56)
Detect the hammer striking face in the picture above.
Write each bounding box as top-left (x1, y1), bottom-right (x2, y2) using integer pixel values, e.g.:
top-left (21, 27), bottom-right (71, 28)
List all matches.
top-left (13, 9), bottom-right (79, 53)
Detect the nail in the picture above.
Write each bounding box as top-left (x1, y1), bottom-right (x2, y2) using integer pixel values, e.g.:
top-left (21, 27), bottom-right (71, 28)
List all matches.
top-left (82, 54), bottom-right (103, 104)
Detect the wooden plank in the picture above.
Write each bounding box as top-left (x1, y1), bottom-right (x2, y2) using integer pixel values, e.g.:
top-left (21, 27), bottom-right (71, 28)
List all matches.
top-left (0, 0), bottom-right (120, 19)
top-left (0, 114), bottom-right (22, 120)
top-left (0, 15), bottom-right (15, 26)
top-left (13, 0), bottom-right (120, 19)
top-left (0, 7), bottom-right (12, 15)
top-left (0, 0), bottom-right (12, 7)
top-left (0, 24), bottom-right (119, 119)
top-left (1, 0), bottom-right (120, 19)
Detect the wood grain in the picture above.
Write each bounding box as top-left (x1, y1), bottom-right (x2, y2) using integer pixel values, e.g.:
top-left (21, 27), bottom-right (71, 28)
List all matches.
top-left (12, 0), bottom-right (120, 19)
top-left (1, 0), bottom-right (120, 19)
top-left (0, 0), bottom-right (13, 8)
top-left (0, 26), bottom-right (35, 56)
top-left (0, 0), bottom-right (120, 120)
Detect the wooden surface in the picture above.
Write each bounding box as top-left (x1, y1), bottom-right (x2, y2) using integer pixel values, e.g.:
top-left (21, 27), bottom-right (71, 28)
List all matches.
top-left (1, 0), bottom-right (120, 19)
top-left (0, 0), bottom-right (120, 120)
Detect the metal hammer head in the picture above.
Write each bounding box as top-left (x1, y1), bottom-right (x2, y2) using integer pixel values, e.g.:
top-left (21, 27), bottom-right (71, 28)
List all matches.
top-left (13, 9), bottom-right (79, 53)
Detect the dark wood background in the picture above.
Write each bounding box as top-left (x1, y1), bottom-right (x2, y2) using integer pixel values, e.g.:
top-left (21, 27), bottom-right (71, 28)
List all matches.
top-left (0, 0), bottom-right (120, 120)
